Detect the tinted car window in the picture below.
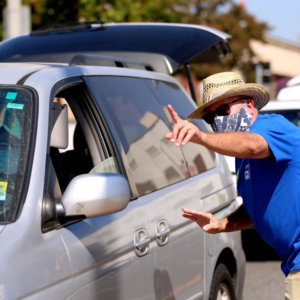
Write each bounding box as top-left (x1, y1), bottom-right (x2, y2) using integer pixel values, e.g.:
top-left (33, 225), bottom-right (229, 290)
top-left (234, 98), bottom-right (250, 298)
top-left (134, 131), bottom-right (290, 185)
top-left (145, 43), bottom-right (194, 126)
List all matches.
top-left (260, 109), bottom-right (300, 128)
top-left (145, 79), bottom-right (216, 175)
top-left (0, 87), bottom-right (35, 223)
top-left (85, 76), bottom-right (188, 196)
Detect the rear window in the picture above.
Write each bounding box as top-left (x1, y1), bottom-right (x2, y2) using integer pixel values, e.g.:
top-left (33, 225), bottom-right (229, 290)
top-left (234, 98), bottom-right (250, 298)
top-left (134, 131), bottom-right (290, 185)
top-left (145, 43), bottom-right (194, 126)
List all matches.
top-left (0, 87), bottom-right (36, 223)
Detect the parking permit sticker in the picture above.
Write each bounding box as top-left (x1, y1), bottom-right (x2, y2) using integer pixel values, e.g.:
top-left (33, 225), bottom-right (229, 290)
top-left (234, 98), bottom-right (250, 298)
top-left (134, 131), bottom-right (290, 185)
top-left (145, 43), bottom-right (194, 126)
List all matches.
top-left (7, 103), bottom-right (24, 110)
top-left (0, 181), bottom-right (8, 201)
top-left (5, 92), bottom-right (18, 100)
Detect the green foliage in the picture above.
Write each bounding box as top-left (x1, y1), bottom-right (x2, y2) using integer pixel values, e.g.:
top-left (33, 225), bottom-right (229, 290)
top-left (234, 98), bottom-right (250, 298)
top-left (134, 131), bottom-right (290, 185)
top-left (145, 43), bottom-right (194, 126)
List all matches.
top-left (187, 2), bottom-right (270, 81)
top-left (78, 0), bottom-right (184, 23)
top-left (0, 0), bottom-right (6, 40)
top-left (23, 0), bottom-right (79, 28)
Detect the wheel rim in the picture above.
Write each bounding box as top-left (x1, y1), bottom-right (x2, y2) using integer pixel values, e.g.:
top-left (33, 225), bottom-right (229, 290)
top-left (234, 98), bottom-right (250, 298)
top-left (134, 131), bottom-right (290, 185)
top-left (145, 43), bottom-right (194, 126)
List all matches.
top-left (216, 282), bottom-right (232, 300)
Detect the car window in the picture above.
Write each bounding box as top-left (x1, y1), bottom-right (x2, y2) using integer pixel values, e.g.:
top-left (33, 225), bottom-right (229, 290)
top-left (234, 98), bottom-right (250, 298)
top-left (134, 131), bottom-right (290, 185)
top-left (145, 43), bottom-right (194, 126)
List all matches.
top-left (0, 87), bottom-right (36, 223)
top-left (84, 76), bottom-right (189, 196)
top-left (145, 79), bottom-right (216, 175)
top-left (48, 85), bottom-right (116, 193)
top-left (260, 109), bottom-right (300, 128)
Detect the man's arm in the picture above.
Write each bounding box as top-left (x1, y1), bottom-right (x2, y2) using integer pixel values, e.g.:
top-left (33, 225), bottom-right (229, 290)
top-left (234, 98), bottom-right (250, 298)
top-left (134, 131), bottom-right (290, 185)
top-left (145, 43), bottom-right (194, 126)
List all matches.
top-left (196, 131), bottom-right (271, 158)
top-left (165, 104), bottom-right (272, 159)
top-left (182, 205), bottom-right (253, 234)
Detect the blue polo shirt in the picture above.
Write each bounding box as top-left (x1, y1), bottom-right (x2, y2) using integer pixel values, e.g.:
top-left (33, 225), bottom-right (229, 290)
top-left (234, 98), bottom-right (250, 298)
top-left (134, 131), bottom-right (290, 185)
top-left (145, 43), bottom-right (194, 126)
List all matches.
top-left (236, 114), bottom-right (300, 276)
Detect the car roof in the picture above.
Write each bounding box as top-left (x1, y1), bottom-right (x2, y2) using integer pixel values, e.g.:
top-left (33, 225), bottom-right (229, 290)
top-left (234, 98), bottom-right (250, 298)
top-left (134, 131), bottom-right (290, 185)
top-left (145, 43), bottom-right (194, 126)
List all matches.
top-left (285, 74), bottom-right (300, 86)
top-left (276, 75), bottom-right (300, 101)
top-left (0, 22), bottom-right (231, 75)
top-left (0, 61), bottom-right (180, 85)
top-left (0, 62), bottom-right (52, 84)
top-left (261, 100), bottom-right (300, 111)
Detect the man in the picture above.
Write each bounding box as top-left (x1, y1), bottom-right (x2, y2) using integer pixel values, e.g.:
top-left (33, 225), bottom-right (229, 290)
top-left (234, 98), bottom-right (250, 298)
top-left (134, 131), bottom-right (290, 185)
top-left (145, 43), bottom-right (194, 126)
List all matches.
top-left (165, 71), bottom-right (300, 299)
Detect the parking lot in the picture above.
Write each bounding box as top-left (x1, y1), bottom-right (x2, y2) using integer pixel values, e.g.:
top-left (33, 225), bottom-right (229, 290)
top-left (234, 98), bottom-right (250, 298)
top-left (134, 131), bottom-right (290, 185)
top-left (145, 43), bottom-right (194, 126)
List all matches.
top-left (242, 229), bottom-right (285, 299)
top-left (243, 261), bottom-right (284, 300)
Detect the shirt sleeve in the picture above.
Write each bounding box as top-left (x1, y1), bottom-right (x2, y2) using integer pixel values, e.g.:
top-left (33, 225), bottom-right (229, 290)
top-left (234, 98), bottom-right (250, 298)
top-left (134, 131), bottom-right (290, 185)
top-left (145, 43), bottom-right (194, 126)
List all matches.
top-left (250, 114), bottom-right (294, 163)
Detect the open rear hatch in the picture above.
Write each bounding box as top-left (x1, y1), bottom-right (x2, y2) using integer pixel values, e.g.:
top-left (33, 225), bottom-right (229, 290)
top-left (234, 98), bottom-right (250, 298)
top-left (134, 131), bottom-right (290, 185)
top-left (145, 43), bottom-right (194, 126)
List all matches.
top-left (0, 22), bottom-right (231, 73)
top-left (0, 22), bottom-right (231, 100)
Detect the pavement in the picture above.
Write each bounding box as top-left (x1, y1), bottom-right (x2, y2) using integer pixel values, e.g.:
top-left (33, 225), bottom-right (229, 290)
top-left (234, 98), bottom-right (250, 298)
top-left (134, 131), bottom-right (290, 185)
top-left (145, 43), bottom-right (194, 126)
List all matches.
top-left (243, 261), bottom-right (285, 300)
top-left (241, 229), bottom-right (285, 300)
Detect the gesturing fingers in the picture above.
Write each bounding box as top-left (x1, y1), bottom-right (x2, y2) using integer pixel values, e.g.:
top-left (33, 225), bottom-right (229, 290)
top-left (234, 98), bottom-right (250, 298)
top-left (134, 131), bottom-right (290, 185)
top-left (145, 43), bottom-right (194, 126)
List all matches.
top-left (182, 207), bottom-right (222, 234)
top-left (165, 104), bottom-right (200, 146)
top-left (182, 208), bottom-right (213, 223)
top-left (166, 105), bottom-right (187, 144)
top-left (174, 124), bottom-right (191, 146)
top-left (167, 104), bottom-right (181, 124)
top-left (181, 126), bottom-right (197, 146)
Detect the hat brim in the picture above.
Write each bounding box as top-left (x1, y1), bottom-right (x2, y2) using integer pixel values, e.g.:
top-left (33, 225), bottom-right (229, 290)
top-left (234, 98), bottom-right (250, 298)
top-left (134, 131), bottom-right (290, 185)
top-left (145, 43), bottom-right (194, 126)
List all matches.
top-left (188, 83), bottom-right (270, 119)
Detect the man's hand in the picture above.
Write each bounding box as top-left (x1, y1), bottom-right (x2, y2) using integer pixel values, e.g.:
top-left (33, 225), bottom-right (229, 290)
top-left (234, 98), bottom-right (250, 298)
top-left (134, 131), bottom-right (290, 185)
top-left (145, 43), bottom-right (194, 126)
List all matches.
top-left (165, 105), bottom-right (202, 146)
top-left (182, 207), bottom-right (226, 234)
top-left (182, 205), bottom-right (253, 233)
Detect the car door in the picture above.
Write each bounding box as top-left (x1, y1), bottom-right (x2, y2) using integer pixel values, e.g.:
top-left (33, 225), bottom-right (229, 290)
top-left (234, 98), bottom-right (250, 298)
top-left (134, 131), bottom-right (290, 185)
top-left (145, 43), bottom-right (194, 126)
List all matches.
top-left (42, 81), bottom-right (159, 299)
top-left (83, 75), bottom-right (206, 299)
top-left (145, 77), bottom-right (237, 299)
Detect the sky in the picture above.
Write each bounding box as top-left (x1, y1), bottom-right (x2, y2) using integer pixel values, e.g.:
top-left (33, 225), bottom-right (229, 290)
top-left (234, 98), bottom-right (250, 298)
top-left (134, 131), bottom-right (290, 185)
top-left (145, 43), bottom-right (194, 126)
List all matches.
top-left (234, 0), bottom-right (300, 44)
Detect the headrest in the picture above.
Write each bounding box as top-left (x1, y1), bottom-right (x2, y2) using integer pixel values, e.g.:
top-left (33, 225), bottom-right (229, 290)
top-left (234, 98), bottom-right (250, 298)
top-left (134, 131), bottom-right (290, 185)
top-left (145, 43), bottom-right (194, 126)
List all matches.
top-left (50, 102), bottom-right (68, 149)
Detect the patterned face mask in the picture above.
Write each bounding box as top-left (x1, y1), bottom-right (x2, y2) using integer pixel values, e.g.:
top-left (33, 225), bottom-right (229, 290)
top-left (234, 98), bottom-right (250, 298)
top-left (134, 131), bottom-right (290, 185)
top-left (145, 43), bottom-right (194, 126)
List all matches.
top-left (211, 102), bottom-right (253, 132)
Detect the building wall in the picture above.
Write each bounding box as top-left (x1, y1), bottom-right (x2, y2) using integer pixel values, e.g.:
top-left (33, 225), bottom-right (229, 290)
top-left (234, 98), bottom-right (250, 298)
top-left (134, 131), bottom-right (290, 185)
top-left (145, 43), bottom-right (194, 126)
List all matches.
top-left (251, 36), bottom-right (300, 97)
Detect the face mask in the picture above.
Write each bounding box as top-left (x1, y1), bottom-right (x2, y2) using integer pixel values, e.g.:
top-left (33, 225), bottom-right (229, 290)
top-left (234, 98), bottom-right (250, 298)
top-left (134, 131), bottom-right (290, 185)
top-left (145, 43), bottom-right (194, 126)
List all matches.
top-left (211, 102), bottom-right (253, 133)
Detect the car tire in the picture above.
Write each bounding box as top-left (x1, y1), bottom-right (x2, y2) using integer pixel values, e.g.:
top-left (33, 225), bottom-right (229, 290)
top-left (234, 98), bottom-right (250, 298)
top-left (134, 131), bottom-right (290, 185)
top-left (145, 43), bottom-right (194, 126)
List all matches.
top-left (209, 263), bottom-right (236, 300)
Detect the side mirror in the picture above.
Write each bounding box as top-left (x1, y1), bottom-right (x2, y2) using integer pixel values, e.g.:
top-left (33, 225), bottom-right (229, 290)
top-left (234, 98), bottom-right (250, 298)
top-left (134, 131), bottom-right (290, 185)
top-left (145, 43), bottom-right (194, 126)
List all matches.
top-left (61, 173), bottom-right (130, 218)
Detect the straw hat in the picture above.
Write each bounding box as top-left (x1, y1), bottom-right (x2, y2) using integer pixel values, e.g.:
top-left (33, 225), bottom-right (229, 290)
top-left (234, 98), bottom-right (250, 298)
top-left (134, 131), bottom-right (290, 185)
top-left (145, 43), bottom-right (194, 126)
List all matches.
top-left (188, 71), bottom-right (270, 119)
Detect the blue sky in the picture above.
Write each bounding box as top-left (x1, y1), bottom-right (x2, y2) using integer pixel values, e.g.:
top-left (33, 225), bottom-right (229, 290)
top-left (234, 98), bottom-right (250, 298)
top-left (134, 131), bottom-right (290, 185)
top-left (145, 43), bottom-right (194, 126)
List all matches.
top-left (233, 0), bottom-right (300, 44)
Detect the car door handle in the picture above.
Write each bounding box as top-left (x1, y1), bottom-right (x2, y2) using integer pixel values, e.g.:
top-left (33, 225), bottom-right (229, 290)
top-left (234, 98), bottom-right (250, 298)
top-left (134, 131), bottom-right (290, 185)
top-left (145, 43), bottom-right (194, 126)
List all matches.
top-left (156, 220), bottom-right (170, 246)
top-left (134, 228), bottom-right (150, 257)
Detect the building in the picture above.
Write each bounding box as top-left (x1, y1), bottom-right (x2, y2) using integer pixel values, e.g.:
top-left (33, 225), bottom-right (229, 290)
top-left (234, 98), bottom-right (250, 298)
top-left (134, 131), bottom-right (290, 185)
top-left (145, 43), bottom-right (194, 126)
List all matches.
top-left (178, 35), bottom-right (300, 103)
top-left (251, 36), bottom-right (300, 98)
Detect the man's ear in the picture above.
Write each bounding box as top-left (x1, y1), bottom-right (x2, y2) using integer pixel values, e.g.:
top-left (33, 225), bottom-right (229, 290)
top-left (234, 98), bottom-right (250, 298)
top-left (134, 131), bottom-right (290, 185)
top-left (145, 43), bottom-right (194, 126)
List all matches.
top-left (246, 99), bottom-right (255, 109)
top-left (247, 98), bottom-right (254, 106)
top-left (246, 98), bottom-right (259, 120)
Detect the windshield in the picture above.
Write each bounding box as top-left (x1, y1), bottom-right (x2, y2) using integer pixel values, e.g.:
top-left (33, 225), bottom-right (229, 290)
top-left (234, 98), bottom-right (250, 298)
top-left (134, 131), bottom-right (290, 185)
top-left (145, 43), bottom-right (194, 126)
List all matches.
top-left (0, 87), bottom-right (36, 223)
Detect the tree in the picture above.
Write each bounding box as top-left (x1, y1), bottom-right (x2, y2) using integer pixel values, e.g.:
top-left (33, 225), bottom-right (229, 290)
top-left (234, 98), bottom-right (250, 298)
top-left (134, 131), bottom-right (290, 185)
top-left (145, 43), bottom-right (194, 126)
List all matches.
top-left (78, 0), bottom-right (184, 23)
top-left (0, 0), bottom-right (7, 40)
top-left (23, 0), bottom-right (79, 28)
top-left (169, 1), bottom-right (269, 81)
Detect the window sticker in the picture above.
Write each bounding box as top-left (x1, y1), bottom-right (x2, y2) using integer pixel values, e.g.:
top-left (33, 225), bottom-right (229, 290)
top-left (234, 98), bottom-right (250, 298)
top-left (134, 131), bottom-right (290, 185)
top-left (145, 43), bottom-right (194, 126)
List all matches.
top-left (7, 103), bottom-right (24, 110)
top-left (0, 181), bottom-right (8, 201)
top-left (5, 92), bottom-right (18, 100)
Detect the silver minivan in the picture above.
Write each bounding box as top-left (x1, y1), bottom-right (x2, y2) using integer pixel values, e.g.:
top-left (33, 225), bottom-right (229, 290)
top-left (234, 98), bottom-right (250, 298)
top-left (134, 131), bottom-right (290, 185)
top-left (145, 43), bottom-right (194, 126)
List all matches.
top-left (0, 23), bottom-right (245, 300)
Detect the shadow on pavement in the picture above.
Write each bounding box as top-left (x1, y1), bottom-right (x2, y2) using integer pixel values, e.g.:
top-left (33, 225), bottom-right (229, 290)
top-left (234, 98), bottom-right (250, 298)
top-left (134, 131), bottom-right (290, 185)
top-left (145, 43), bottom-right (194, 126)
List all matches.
top-left (242, 228), bottom-right (281, 261)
